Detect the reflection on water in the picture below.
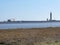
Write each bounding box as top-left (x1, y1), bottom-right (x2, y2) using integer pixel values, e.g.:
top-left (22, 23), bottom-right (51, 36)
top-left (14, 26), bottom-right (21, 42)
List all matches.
top-left (0, 22), bottom-right (60, 29)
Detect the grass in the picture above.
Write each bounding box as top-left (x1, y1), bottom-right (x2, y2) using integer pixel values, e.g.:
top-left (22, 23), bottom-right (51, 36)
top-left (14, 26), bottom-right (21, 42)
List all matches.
top-left (0, 27), bottom-right (60, 45)
top-left (0, 42), bottom-right (60, 45)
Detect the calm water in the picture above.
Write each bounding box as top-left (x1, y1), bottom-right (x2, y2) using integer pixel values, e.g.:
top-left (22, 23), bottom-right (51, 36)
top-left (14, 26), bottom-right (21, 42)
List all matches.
top-left (0, 22), bottom-right (60, 29)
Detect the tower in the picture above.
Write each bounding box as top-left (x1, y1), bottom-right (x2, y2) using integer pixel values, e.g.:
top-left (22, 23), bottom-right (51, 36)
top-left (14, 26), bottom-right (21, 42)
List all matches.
top-left (50, 12), bottom-right (52, 21)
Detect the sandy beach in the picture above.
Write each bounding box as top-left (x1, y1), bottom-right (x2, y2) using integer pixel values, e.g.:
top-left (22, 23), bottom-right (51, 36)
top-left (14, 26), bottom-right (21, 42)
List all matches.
top-left (0, 27), bottom-right (60, 45)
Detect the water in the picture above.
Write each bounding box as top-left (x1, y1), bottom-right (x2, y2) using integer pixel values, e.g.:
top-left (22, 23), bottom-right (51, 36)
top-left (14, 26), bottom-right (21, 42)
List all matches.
top-left (0, 22), bottom-right (60, 29)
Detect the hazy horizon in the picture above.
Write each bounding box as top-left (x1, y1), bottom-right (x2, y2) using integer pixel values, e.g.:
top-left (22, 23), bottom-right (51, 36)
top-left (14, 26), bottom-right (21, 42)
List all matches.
top-left (0, 0), bottom-right (60, 21)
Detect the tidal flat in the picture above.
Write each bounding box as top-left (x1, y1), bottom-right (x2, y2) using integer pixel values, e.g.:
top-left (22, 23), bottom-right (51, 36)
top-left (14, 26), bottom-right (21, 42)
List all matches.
top-left (0, 27), bottom-right (60, 45)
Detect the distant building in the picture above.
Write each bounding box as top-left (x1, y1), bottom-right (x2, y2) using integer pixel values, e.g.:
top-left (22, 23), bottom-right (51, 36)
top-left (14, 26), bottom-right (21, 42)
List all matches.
top-left (47, 18), bottom-right (48, 21)
top-left (7, 18), bottom-right (15, 22)
top-left (50, 12), bottom-right (52, 21)
top-left (11, 18), bottom-right (15, 21)
top-left (7, 19), bottom-right (11, 22)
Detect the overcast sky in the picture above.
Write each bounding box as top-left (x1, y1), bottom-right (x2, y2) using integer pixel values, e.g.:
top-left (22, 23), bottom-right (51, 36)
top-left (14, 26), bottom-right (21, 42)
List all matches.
top-left (0, 0), bottom-right (60, 21)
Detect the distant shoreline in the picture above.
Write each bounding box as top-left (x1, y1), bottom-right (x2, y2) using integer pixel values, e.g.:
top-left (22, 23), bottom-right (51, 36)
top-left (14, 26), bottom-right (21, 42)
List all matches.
top-left (0, 27), bottom-right (60, 30)
top-left (0, 21), bottom-right (60, 24)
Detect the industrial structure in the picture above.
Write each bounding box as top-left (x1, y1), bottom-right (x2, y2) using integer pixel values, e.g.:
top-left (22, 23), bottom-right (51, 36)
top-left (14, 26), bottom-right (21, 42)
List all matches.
top-left (0, 12), bottom-right (60, 24)
top-left (50, 12), bottom-right (52, 21)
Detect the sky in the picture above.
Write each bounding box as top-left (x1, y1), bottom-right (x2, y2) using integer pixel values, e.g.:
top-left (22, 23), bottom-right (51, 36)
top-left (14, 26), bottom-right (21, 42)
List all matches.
top-left (0, 0), bottom-right (60, 21)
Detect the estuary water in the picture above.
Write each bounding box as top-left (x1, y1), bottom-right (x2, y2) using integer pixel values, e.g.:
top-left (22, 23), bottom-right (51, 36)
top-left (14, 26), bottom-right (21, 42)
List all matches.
top-left (0, 22), bottom-right (60, 29)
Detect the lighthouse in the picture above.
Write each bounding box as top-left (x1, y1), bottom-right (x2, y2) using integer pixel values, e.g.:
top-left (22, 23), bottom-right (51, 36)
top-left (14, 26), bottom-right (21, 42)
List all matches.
top-left (50, 12), bottom-right (52, 21)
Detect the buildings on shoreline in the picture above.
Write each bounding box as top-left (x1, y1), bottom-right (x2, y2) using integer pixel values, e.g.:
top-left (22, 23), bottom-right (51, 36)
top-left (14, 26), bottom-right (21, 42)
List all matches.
top-left (7, 12), bottom-right (55, 22)
top-left (0, 12), bottom-right (60, 23)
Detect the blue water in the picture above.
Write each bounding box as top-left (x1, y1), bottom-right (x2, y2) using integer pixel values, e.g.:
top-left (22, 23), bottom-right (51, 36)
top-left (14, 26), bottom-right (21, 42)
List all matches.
top-left (0, 22), bottom-right (60, 29)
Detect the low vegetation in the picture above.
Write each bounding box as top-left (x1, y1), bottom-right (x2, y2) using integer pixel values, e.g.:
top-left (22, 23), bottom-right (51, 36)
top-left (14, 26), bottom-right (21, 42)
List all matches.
top-left (0, 27), bottom-right (60, 45)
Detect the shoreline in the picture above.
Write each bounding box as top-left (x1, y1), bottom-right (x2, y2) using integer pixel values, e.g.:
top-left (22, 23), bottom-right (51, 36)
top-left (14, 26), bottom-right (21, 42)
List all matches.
top-left (0, 21), bottom-right (60, 24)
top-left (0, 27), bottom-right (60, 30)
